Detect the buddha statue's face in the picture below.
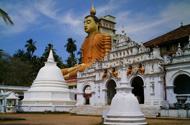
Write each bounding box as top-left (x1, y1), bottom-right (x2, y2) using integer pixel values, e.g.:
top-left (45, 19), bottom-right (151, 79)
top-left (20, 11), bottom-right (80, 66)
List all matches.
top-left (84, 17), bottom-right (98, 34)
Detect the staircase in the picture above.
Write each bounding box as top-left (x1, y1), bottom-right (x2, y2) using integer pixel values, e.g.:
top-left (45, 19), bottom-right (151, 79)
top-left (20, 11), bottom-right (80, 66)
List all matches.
top-left (70, 105), bottom-right (110, 115)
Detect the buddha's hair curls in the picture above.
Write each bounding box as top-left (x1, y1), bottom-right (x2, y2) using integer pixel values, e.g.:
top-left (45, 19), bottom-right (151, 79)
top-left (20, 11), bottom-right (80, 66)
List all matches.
top-left (85, 14), bottom-right (99, 23)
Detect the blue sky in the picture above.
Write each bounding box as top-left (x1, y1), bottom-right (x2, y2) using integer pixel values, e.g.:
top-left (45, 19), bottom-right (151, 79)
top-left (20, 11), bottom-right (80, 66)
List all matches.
top-left (0, 0), bottom-right (190, 63)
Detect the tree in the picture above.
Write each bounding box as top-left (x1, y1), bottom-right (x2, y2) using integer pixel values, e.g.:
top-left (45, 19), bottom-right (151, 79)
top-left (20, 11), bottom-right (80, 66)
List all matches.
top-left (0, 8), bottom-right (14, 25)
top-left (25, 39), bottom-right (37, 57)
top-left (13, 49), bottom-right (29, 62)
top-left (0, 52), bottom-right (33, 86)
top-left (64, 38), bottom-right (77, 67)
top-left (77, 48), bottom-right (82, 64)
top-left (41, 43), bottom-right (65, 68)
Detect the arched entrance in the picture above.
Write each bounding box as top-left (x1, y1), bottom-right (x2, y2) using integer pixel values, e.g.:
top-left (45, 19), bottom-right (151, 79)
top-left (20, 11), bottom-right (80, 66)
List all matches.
top-left (174, 74), bottom-right (190, 94)
top-left (83, 85), bottom-right (92, 105)
top-left (132, 76), bottom-right (144, 104)
top-left (107, 80), bottom-right (116, 105)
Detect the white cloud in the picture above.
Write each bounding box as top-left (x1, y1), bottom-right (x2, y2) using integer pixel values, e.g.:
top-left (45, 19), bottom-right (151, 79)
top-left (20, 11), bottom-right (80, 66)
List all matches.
top-left (0, 3), bottom-right (40, 34)
top-left (61, 11), bottom-right (81, 27)
top-left (34, 0), bottom-right (59, 20)
top-left (114, 1), bottom-right (190, 43)
top-left (160, 1), bottom-right (190, 27)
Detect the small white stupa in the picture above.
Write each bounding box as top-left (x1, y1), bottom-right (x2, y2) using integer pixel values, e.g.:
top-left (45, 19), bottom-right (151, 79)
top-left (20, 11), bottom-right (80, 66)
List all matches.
top-left (19, 46), bottom-right (76, 112)
top-left (104, 67), bottom-right (147, 124)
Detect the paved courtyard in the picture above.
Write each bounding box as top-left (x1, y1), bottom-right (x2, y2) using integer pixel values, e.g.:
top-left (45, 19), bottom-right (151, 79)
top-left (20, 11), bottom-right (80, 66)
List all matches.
top-left (0, 113), bottom-right (190, 125)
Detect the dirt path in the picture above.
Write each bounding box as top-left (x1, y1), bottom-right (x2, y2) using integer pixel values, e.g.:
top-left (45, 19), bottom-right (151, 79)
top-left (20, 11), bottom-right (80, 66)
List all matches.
top-left (0, 114), bottom-right (101, 125)
top-left (0, 114), bottom-right (190, 125)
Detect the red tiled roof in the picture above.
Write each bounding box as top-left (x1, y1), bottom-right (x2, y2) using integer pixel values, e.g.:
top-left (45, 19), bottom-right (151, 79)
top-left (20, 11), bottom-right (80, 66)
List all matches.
top-left (144, 24), bottom-right (190, 47)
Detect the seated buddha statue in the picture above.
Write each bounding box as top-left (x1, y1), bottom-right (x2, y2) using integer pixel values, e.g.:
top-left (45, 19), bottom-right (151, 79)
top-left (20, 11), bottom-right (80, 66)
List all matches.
top-left (62, 4), bottom-right (111, 79)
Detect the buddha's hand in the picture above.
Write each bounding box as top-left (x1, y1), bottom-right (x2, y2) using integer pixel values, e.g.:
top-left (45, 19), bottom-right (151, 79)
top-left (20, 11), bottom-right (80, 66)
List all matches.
top-left (74, 64), bottom-right (80, 68)
top-left (74, 63), bottom-right (85, 68)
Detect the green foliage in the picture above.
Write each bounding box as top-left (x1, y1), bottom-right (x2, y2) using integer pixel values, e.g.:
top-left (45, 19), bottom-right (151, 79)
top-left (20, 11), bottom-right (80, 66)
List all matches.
top-left (65, 56), bottom-right (77, 68)
top-left (77, 48), bottom-right (82, 64)
top-left (64, 38), bottom-right (77, 67)
top-left (0, 8), bottom-right (14, 25)
top-left (0, 38), bottom-right (79, 86)
top-left (41, 43), bottom-right (65, 68)
top-left (0, 51), bottom-right (33, 86)
top-left (25, 39), bottom-right (37, 56)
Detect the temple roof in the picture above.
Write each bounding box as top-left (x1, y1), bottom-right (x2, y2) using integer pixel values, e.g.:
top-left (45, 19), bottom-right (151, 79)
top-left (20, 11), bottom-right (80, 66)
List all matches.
top-left (144, 24), bottom-right (190, 47)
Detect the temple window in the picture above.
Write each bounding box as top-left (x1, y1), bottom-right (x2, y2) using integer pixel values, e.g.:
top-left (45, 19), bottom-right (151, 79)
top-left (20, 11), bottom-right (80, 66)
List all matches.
top-left (166, 45), bottom-right (170, 51)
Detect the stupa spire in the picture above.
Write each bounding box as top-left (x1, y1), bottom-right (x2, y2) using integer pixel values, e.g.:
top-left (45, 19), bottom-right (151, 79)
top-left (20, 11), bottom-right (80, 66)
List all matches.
top-left (47, 42), bottom-right (55, 62)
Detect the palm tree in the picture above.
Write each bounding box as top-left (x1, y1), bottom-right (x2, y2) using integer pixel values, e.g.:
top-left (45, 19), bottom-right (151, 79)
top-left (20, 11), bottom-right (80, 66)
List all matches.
top-left (25, 39), bottom-right (37, 56)
top-left (13, 49), bottom-right (27, 61)
top-left (64, 38), bottom-right (77, 67)
top-left (41, 43), bottom-right (64, 68)
top-left (77, 48), bottom-right (82, 64)
top-left (42, 43), bottom-right (56, 58)
top-left (0, 8), bottom-right (14, 25)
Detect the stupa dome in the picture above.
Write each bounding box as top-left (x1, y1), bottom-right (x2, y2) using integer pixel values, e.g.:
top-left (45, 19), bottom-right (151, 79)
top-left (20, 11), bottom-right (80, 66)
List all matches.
top-left (28, 49), bottom-right (68, 91)
top-left (20, 48), bottom-right (76, 112)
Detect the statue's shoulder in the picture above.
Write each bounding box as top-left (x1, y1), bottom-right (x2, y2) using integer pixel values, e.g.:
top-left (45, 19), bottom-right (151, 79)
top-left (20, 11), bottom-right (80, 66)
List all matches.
top-left (96, 33), bottom-right (111, 39)
top-left (96, 33), bottom-right (110, 36)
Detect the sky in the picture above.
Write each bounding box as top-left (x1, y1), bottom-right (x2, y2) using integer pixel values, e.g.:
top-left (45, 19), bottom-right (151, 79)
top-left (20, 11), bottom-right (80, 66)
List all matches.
top-left (0, 0), bottom-right (190, 63)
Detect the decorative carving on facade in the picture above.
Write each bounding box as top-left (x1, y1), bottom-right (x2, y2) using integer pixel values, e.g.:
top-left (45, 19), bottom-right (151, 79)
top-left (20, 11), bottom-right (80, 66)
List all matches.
top-left (158, 62), bottom-right (164, 73)
top-left (103, 52), bottom-right (109, 61)
top-left (98, 61), bottom-right (102, 68)
top-left (184, 38), bottom-right (190, 55)
top-left (139, 42), bottom-right (150, 53)
top-left (153, 46), bottom-right (162, 59)
top-left (137, 64), bottom-right (145, 74)
top-left (173, 43), bottom-right (183, 57)
top-left (127, 65), bottom-right (133, 76)
top-left (102, 69), bottom-right (108, 80)
top-left (111, 68), bottom-right (118, 78)
top-left (162, 54), bottom-right (171, 64)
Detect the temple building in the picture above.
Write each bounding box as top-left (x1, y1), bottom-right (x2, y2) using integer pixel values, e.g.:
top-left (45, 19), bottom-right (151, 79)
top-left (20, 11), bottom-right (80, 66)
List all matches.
top-left (99, 15), bottom-right (116, 36)
top-left (144, 24), bottom-right (190, 56)
top-left (1, 9), bottom-right (189, 117)
top-left (74, 23), bottom-right (190, 117)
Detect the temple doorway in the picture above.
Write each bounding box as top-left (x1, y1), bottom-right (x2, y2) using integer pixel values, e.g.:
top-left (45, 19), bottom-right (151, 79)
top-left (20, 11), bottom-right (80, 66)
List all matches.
top-left (174, 74), bottom-right (190, 94)
top-left (132, 76), bottom-right (144, 104)
top-left (83, 85), bottom-right (92, 105)
top-left (107, 80), bottom-right (116, 105)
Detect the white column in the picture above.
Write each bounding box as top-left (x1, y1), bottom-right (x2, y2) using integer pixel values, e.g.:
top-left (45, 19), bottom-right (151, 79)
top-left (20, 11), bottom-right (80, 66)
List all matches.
top-left (90, 92), bottom-right (95, 106)
top-left (76, 93), bottom-right (84, 106)
top-left (166, 86), bottom-right (177, 103)
top-left (102, 89), bottom-right (108, 105)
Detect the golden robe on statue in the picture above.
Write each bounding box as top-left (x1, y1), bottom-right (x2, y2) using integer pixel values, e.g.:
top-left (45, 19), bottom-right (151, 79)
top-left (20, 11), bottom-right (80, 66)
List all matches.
top-left (62, 3), bottom-right (111, 79)
top-left (62, 33), bottom-right (111, 78)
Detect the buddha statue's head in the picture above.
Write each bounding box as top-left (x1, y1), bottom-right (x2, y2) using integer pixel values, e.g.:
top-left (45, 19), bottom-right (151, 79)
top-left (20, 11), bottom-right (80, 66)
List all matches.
top-left (84, 3), bottom-right (99, 36)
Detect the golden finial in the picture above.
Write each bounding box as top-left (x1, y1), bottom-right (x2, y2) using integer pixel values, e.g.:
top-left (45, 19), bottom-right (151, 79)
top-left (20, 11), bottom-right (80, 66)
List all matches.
top-left (90, 3), bottom-right (96, 15)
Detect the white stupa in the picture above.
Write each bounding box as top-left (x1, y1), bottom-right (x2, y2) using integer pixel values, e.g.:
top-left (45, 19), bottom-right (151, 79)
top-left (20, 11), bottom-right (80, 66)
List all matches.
top-left (104, 67), bottom-right (147, 124)
top-left (19, 48), bottom-right (76, 112)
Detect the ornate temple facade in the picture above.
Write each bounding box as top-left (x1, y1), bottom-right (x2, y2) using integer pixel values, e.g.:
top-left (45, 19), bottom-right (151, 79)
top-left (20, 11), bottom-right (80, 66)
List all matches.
top-left (76, 25), bottom-right (190, 116)
top-left (76, 27), bottom-right (165, 106)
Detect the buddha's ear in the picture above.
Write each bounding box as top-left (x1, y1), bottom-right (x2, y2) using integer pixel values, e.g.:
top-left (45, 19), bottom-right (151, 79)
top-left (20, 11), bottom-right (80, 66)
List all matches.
top-left (96, 22), bottom-right (99, 28)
